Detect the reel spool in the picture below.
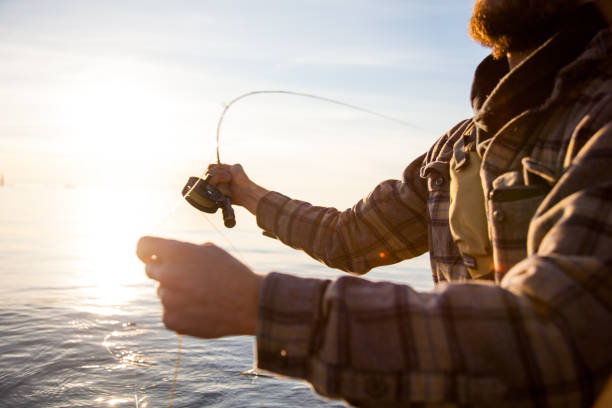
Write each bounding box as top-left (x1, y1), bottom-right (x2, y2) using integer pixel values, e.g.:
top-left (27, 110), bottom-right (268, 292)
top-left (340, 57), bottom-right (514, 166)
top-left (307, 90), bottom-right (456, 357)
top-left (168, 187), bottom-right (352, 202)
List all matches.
top-left (182, 177), bottom-right (236, 228)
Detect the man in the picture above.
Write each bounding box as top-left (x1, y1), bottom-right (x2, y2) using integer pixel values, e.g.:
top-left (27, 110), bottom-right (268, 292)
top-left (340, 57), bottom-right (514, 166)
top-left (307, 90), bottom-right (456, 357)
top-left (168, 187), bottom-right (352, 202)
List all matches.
top-left (137, 0), bottom-right (612, 406)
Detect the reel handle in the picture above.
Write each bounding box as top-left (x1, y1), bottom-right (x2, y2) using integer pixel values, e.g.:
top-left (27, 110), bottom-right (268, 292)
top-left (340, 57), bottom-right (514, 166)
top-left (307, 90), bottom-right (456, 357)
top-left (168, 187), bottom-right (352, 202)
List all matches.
top-left (208, 179), bottom-right (235, 227)
top-left (221, 198), bottom-right (236, 228)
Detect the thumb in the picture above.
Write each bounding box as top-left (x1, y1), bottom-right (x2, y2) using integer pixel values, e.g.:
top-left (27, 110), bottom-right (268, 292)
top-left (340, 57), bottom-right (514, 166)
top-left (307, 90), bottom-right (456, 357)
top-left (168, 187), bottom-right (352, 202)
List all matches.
top-left (136, 236), bottom-right (187, 263)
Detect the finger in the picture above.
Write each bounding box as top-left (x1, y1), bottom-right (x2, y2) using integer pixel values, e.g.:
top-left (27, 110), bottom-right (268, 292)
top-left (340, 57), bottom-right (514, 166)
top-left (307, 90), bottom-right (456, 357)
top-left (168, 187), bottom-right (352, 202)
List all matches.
top-left (207, 171), bottom-right (232, 186)
top-left (145, 249), bottom-right (194, 291)
top-left (136, 236), bottom-right (192, 263)
top-left (162, 309), bottom-right (198, 335)
top-left (153, 261), bottom-right (199, 291)
top-left (206, 163), bottom-right (231, 175)
top-left (162, 307), bottom-right (213, 338)
top-left (207, 163), bottom-right (228, 171)
top-left (136, 236), bottom-right (167, 262)
top-left (145, 260), bottom-right (162, 281)
top-left (157, 286), bottom-right (191, 310)
top-left (199, 242), bottom-right (233, 259)
top-left (230, 163), bottom-right (244, 173)
top-left (198, 242), bottom-right (229, 257)
top-left (161, 309), bottom-right (183, 334)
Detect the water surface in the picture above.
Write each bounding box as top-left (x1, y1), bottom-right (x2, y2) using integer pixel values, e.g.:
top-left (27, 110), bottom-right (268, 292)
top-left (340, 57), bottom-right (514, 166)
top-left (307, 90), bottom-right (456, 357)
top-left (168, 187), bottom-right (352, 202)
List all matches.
top-left (0, 185), bottom-right (432, 407)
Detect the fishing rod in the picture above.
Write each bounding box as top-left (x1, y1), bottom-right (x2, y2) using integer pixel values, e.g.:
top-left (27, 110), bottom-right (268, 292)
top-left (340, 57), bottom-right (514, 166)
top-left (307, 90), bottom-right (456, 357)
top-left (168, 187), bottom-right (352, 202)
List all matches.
top-left (182, 90), bottom-right (431, 229)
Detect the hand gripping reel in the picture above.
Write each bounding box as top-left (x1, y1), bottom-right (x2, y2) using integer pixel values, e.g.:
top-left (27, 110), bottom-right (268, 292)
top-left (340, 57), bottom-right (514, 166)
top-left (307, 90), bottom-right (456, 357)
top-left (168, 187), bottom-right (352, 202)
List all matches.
top-left (182, 176), bottom-right (236, 228)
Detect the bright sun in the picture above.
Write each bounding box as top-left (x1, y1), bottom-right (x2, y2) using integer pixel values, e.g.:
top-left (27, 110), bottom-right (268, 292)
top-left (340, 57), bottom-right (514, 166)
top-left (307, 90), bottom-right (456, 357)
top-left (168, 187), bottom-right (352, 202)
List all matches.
top-left (50, 61), bottom-right (210, 188)
top-left (59, 64), bottom-right (175, 157)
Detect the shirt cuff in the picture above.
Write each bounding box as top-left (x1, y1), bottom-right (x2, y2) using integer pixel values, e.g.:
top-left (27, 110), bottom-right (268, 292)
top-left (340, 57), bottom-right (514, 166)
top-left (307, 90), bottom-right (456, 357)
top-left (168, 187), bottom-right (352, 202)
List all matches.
top-left (255, 272), bottom-right (330, 379)
top-left (256, 191), bottom-right (292, 238)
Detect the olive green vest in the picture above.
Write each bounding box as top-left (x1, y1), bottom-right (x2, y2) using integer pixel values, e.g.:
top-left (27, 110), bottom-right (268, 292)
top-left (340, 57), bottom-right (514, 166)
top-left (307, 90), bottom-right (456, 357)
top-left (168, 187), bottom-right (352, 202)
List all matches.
top-left (448, 125), bottom-right (493, 279)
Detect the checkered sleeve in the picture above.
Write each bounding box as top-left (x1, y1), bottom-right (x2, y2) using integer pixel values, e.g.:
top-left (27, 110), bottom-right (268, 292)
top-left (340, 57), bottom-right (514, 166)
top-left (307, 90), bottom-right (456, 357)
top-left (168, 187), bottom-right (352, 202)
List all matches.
top-left (255, 124), bottom-right (612, 406)
top-left (256, 154), bottom-right (429, 273)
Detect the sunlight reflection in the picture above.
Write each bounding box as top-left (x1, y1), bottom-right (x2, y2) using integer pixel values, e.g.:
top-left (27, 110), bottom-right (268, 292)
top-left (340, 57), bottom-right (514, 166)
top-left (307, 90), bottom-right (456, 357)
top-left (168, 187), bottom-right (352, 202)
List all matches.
top-left (93, 395), bottom-right (148, 408)
top-left (66, 186), bottom-right (165, 310)
top-left (103, 327), bottom-right (153, 368)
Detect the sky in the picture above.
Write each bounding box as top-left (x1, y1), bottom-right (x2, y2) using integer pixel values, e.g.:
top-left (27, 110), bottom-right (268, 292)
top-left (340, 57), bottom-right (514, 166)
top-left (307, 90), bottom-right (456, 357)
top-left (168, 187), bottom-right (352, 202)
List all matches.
top-left (0, 0), bottom-right (489, 206)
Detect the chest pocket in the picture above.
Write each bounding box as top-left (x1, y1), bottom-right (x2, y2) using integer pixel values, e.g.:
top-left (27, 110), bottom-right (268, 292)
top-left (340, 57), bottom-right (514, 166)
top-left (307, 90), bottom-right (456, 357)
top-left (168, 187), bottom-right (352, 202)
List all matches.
top-left (449, 128), bottom-right (493, 279)
top-left (487, 157), bottom-right (555, 280)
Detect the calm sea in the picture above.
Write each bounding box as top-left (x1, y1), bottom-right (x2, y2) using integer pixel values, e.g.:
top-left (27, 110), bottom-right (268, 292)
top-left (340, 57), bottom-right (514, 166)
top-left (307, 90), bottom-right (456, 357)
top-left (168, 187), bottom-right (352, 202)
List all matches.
top-left (0, 185), bottom-right (432, 407)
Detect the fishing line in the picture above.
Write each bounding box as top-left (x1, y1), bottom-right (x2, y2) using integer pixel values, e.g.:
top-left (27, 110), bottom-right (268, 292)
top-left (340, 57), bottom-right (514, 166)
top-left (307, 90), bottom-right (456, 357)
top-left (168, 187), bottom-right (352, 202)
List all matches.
top-left (214, 90), bottom-right (434, 164)
top-left (155, 89), bottom-right (430, 408)
top-left (165, 334), bottom-right (181, 408)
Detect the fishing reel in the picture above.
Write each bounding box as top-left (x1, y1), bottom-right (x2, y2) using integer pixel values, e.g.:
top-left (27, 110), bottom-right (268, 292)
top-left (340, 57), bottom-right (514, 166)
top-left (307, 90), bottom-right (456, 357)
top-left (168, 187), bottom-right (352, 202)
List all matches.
top-left (182, 176), bottom-right (236, 228)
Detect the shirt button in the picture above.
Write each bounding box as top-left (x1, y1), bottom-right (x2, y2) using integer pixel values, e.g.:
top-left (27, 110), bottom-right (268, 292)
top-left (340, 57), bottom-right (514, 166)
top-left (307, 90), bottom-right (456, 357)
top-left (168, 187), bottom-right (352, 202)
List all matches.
top-left (493, 209), bottom-right (505, 222)
top-left (435, 177), bottom-right (445, 186)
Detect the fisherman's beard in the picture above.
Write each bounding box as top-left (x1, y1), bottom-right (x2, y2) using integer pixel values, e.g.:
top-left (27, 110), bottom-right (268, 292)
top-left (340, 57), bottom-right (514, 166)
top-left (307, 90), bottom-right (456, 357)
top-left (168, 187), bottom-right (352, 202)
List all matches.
top-left (468, 0), bottom-right (584, 58)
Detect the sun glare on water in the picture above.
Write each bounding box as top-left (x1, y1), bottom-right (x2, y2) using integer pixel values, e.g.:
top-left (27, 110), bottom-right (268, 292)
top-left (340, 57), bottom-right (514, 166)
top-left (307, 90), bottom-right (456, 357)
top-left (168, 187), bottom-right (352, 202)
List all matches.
top-left (43, 62), bottom-right (200, 311)
top-left (66, 185), bottom-right (164, 313)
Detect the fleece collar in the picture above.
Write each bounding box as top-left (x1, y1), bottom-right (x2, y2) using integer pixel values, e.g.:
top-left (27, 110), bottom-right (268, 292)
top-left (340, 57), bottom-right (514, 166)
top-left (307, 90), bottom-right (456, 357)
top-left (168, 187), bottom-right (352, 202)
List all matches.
top-left (470, 3), bottom-right (607, 140)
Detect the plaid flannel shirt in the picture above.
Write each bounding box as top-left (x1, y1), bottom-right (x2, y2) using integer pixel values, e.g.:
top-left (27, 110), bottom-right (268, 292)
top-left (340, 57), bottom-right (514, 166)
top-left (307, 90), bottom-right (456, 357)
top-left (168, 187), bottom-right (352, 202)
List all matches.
top-left (255, 7), bottom-right (612, 407)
